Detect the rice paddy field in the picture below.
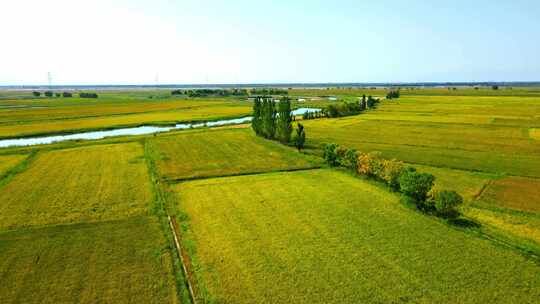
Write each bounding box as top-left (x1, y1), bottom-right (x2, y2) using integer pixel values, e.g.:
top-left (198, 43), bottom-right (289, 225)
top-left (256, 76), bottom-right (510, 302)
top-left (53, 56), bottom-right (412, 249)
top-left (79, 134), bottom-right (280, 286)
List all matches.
top-left (173, 169), bottom-right (539, 303)
top-left (0, 143), bottom-right (152, 230)
top-left (0, 88), bottom-right (539, 303)
top-left (0, 217), bottom-right (178, 304)
top-left (149, 128), bottom-right (321, 181)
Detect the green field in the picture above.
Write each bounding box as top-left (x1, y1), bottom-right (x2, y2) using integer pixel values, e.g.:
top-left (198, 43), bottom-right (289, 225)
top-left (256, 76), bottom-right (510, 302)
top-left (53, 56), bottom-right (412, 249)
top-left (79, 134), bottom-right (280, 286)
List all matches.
top-left (0, 143), bottom-right (152, 230)
top-left (173, 169), bottom-right (540, 303)
top-left (0, 217), bottom-right (178, 304)
top-left (149, 128), bottom-right (321, 181)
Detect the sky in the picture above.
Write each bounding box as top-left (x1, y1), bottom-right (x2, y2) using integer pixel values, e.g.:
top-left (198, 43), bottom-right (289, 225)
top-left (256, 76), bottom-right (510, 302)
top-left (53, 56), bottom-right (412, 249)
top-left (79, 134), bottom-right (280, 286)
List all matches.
top-left (1, 0), bottom-right (539, 85)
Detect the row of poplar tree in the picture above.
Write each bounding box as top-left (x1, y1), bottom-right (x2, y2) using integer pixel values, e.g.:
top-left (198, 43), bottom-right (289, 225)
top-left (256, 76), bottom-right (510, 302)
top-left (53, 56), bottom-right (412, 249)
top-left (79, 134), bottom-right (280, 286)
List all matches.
top-left (252, 96), bottom-right (293, 143)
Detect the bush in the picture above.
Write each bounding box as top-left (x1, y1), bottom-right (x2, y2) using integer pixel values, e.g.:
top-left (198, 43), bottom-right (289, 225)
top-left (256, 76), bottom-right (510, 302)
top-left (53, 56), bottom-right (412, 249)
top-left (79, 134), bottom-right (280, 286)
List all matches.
top-left (398, 168), bottom-right (435, 202)
top-left (340, 149), bottom-right (358, 172)
top-left (32, 91), bottom-right (41, 97)
top-left (44, 91), bottom-right (53, 97)
top-left (55, 93), bottom-right (61, 97)
top-left (323, 143), bottom-right (340, 166)
top-left (433, 190), bottom-right (463, 218)
top-left (62, 92), bottom-right (73, 98)
top-left (357, 152), bottom-right (383, 177)
top-left (380, 159), bottom-right (404, 190)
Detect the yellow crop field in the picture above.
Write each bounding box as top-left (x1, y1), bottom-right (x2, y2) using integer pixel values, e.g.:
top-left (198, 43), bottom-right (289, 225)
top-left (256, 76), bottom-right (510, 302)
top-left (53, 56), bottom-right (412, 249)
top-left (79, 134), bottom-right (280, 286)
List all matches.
top-left (0, 217), bottom-right (179, 304)
top-left (149, 129), bottom-right (320, 181)
top-left (0, 154), bottom-right (27, 177)
top-left (0, 143), bottom-right (152, 230)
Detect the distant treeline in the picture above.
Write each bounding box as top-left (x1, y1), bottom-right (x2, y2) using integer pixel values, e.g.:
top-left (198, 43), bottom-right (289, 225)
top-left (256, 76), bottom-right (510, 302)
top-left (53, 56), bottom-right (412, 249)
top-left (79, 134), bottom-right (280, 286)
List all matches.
top-left (171, 87), bottom-right (288, 97)
top-left (303, 95), bottom-right (380, 120)
top-left (32, 91), bottom-right (98, 98)
top-left (172, 88), bottom-right (248, 97)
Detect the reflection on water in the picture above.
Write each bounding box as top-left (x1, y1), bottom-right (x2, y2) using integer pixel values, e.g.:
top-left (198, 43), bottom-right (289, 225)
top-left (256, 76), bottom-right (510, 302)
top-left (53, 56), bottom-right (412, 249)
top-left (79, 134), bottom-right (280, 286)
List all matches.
top-left (0, 108), bottom-right (321, 148)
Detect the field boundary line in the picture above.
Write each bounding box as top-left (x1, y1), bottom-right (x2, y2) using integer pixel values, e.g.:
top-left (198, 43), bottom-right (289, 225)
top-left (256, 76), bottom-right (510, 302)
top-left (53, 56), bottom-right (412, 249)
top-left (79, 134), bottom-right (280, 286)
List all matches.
top-left (168, 215), bottom-right (198, 304)
top-left (165, 166), bottom-right (323, 184)
top-left (473, 180), bottom-right (492, 201)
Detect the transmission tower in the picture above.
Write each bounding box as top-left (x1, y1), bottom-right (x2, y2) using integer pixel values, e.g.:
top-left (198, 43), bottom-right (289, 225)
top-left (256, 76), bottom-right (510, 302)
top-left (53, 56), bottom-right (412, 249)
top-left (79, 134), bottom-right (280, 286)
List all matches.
top-left (47, 72), bottom-right (52, 89)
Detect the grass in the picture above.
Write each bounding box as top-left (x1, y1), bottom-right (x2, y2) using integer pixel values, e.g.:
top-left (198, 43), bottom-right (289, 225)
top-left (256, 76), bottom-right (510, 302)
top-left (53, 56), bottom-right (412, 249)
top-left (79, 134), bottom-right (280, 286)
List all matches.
top-left (149, 128), bottom-right (321, 181)
top-left (173, 169), bottom-right (540, 304)
top-left (0, 217), bottom-right (179, 304)
top-left (0, 143), bottom-right (152, 230)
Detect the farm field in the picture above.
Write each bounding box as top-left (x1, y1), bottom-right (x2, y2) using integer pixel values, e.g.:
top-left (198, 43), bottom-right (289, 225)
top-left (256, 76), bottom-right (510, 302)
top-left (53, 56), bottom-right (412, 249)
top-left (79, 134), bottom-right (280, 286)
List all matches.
top-left (173, 169), bottom-right (540, 303)
top-left (0, 217), bottom-right (178, 304)
top-left (0, 104), bottom-right (251, 139)
top-left (0, 153), bottom-right (27, 177)
top-left (149, 128), bottom-right (321, 181)
top-left (0, 88), bottom-right (539, 303)
top-left (302, 95), bottom-right (540, 177)
top-left (0, 143), bottom-right (152, 230)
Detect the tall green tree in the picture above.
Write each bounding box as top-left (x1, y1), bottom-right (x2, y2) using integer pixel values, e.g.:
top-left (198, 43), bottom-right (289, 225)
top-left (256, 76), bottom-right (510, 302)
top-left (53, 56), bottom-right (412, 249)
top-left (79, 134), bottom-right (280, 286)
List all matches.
top-left (261, 97), bottom-right (276, 139)
top-left (276, 97), bottom-right (292, 143)
top-left (252, 97), bottom-right (263, 135)
top-left (294, 123), bottom-right (306, 151)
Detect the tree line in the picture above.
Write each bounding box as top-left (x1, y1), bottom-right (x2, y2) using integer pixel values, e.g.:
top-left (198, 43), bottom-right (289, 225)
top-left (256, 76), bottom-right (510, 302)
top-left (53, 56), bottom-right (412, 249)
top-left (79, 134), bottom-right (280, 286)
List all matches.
top-left (172, 88), bottom-right (248, 97)
top-left (252, 96), bottom-right (305, 151)
top-left (303, 95), bottom-right (379, 120)
top-left (323, 143), bottom-right (463, 219)
top-left (33, 91), bottom-right (76, 98)
top-left (386, 90), bottom-right (400, 99)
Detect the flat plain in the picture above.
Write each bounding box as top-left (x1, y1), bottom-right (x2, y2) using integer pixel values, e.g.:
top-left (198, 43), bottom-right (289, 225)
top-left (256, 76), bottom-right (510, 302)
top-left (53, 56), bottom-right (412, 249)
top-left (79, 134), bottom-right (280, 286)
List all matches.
top-left (0, 88), bottom-right (539, 303)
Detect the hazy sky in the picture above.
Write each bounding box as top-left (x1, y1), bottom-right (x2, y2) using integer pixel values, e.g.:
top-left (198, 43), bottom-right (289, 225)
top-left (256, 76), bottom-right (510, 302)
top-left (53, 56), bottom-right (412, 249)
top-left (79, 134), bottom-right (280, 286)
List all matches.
top-left (1, 0), bottom-right (539, 85)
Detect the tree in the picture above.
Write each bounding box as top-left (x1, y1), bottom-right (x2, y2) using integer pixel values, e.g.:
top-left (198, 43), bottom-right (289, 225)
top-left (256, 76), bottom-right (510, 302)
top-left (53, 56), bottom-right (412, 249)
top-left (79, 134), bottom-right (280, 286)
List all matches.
top-left (433, 190), bottom-right (463, 218)
top-left (261, 97), bottom-right (276, 139)
top-left (55, 93), bottom-right (61, 97)
top-left (276, 97), bottom-right (292, 144)
top-left (398, 168), bottom-right (435, 202)
top-left (294, 123), bottom-right (306, 151)
top-left (32, 91), bottom-right (41, 97)
top-left (44, 91), bottom-right (53, 97)
top-left (323, 143), bottom-right (340, 166)
top-left (252, 97), bottom-right (263, 135)
top-left (62, 92), bottom-right (73, 98)
top-left (492, 85), bottom-right (499, 90)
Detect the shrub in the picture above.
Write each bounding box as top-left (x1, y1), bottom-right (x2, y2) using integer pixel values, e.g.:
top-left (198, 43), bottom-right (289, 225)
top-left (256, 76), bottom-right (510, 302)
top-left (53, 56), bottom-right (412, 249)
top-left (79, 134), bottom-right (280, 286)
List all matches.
top-left (357, 152), bottom-right (383, 177)
top-left (380, 159), bottom-right (404, 190)
top-left (340, 149), bottom-right (358, 172)
top-left (323, 143), bottom-right (340, 166)
top-left (398, 168), bottom-right (435, 202)
top-left (433, 190), bottom-right (463, 218)
top-left (32, 91), bottom-right (41, 97)
top-left (55, 93), bottom-right (61, 97)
